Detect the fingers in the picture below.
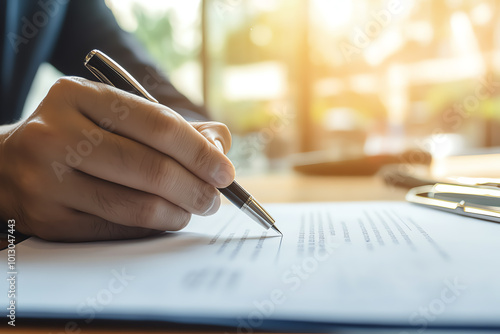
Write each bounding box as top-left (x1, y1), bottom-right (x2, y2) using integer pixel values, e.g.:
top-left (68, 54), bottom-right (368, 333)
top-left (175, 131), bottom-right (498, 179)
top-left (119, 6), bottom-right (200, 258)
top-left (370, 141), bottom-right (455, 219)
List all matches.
top-left (61, 114), bottom-right (221, 216)
top-left (73, 213), bottom-right (163, 242)
top-left (3, 77), bottom-right (234, 242)
top-left (56, 171), bottom-right (194, 231)
top-left (55, 77), bottom-right (235, 188)
top-left (46, 209), bottom-right (162, 242)
top-left (76, 213), bottom-right (163, 242)
top-left (191, 122), bottom-right (232, 154)
top-left (9, 204), bottom-right (161, 242)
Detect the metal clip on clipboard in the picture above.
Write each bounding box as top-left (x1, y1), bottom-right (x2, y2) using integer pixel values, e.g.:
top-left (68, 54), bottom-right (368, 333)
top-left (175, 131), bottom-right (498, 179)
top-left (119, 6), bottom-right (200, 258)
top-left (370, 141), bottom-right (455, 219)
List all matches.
top-left (406, 183), bottom-right (500, 223)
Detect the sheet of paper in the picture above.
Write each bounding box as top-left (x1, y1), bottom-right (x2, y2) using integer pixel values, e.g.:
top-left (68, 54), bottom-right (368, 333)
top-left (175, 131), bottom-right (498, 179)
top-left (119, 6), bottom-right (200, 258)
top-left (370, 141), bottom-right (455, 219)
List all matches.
top-left (1, 202), bottom-right (500, 330)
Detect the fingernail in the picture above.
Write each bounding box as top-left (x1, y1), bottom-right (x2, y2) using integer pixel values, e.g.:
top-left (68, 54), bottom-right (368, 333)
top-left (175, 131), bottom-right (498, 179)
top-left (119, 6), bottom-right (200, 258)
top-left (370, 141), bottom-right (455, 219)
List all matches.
top-left (203, 195), bottom-right (221, 216)
top-left (214, 139), bottom-right (224, 153)
top-left (212, 162), bottom-right (234, 187)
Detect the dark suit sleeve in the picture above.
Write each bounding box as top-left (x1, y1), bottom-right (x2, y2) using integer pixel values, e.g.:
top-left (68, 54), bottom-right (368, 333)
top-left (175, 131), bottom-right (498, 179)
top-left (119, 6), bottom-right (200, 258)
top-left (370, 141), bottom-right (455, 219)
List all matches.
top-left (48, 0), bottom-right (209, 121)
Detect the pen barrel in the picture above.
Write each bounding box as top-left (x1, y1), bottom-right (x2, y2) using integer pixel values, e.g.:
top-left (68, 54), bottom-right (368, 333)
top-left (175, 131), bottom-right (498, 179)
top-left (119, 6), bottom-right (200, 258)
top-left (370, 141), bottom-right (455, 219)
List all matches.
top-left (218, 181), bottom-right (250, 209)
top-left (84, 50), bottom-right (276, 229)
top-left (85, 50), bottom-right (158, 103)
top-left (85, 54), bottom-right (139, 95)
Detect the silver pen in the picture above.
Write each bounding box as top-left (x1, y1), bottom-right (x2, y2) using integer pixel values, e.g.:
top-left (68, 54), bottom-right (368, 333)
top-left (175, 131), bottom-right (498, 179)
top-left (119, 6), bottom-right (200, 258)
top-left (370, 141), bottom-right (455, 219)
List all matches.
top-left (84, 49), bottom-right (282, 236)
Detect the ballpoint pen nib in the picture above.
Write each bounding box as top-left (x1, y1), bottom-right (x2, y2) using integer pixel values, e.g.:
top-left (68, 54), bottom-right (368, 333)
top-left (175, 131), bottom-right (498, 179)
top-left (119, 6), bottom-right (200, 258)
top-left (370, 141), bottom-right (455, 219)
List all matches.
top-left (272, 225), bottom-right (283, 237)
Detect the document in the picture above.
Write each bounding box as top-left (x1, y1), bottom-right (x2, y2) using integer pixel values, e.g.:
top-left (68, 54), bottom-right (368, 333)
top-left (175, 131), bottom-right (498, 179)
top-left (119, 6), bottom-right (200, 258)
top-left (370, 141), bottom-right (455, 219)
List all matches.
top-left (1, 202), bottom-right (500, 330)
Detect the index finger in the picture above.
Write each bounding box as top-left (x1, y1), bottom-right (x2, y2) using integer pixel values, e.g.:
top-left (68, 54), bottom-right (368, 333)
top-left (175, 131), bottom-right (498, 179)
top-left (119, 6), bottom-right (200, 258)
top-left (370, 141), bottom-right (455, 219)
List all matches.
top-left (58, 77), bottom-right (235, 188)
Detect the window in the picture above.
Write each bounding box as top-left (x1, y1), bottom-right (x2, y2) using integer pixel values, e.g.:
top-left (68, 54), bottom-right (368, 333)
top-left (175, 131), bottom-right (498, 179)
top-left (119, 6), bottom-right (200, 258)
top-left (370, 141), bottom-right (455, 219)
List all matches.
top-left (107, 0), bottom-right (500, 175)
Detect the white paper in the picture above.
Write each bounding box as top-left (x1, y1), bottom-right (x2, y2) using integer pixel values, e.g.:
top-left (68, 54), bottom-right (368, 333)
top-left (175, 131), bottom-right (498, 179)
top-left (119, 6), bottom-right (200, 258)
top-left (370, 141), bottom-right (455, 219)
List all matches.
top-left (1, 202), bottom-right (500, 329)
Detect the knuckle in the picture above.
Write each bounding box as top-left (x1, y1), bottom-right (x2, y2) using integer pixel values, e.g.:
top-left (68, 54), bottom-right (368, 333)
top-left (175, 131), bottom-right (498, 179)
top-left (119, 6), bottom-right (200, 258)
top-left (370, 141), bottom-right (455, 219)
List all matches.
top-left (17, 121), bottom-right (58, 154)
top-left (17, 167), bottom-right (44, 199)
top-left (149, 109), bottom-right (182, 142)
top-left (50, 76), bottom-right (81, 96)
top-left (50, 76), bottom-right (94, 107)
top-left (192, 141), bottom-right (214, 173)
top-left (51, 77), bottom-right (74, 90)
top-left (142, 153), bottom-right (176, 192)
top-left (134, 197), bottom-right (166, 228)
top-left (170, 210), bottom-right (191, 231)
top-left (107, 135), bottom-right (132, 173)
top-left (92, 188), bottom-right (118, 218)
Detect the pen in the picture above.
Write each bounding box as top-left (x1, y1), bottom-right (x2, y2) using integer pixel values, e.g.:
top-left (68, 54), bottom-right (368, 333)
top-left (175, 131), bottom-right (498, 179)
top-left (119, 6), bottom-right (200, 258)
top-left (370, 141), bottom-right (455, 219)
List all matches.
top-left (84, 49), bottom-right (282, 236)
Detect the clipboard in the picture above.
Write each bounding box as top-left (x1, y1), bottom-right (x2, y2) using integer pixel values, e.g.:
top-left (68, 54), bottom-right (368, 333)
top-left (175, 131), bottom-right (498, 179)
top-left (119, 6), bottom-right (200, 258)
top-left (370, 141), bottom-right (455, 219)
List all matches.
top-left (406, 183), bottom-right (500, 223)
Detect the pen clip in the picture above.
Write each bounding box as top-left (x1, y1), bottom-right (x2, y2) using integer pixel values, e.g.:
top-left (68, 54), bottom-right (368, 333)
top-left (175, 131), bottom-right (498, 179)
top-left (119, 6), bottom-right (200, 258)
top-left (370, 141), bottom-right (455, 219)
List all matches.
top-left (406, 184), bottom-right (500, 224)
top-left (84, 49), bottom-right (158, 103)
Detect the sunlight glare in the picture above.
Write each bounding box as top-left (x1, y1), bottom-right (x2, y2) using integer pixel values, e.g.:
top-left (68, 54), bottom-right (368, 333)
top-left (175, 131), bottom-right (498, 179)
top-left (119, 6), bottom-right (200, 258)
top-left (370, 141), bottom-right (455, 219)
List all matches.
top-left (311, 0), bottom-right (353, 31)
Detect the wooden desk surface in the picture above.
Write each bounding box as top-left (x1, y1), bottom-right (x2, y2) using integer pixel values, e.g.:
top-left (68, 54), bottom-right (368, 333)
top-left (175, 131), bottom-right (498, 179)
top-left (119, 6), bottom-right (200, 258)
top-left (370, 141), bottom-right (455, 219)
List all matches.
top-left (2, 173), bottom-right (407, 334)
top-left (235, 173), bottom-right (406, 203)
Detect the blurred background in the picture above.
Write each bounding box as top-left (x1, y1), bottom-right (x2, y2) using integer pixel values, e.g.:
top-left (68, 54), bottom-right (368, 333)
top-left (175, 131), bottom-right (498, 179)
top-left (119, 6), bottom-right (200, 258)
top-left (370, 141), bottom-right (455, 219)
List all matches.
top-left (25, 0), bottom-right (500, 178)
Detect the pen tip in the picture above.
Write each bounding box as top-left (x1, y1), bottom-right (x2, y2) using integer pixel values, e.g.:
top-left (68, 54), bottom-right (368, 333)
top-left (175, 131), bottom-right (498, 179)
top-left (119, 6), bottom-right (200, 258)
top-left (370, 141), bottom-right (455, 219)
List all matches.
top-left (272, 225), bottom-right (283, 237)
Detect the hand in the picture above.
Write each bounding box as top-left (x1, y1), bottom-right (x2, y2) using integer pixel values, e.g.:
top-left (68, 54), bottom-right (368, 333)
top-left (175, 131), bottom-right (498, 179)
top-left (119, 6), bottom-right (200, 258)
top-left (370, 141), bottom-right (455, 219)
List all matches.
top-left (0, 77), bottom-right (235, 241)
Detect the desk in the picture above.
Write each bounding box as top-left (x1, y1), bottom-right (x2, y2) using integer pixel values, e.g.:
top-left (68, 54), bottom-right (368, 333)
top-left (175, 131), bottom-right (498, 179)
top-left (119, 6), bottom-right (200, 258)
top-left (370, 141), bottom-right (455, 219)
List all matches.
top-left (235, 173), bottom-right (406, 203)
top-left (2, 173), bottom-right (407, 334)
